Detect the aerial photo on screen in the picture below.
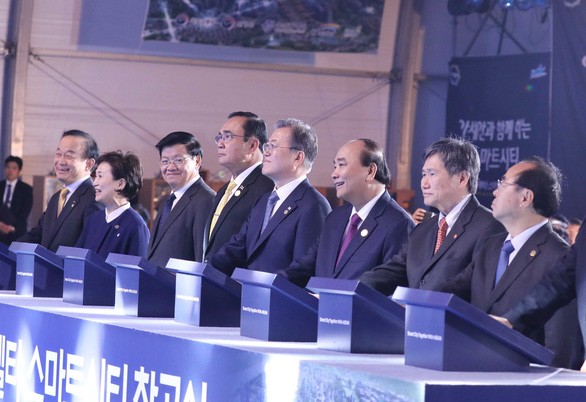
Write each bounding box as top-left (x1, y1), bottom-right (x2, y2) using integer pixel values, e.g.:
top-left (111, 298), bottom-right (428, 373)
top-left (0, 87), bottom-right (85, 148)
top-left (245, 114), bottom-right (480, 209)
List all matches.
top-left (142, 0), bottom-right (385, 53)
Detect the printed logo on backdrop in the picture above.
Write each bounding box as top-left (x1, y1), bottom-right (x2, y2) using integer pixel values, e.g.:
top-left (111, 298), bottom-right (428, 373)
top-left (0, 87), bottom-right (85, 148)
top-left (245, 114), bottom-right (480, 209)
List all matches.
top-left (142, 0), bottom-right (385, 53)
top-left (445, 54), bottom-right (551, 206)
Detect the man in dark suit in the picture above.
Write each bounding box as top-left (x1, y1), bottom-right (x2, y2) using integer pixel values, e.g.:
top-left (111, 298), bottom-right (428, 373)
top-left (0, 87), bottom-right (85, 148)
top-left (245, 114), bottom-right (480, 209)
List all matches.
top-left (0, 156), bottom-right (33, 244)
top-left (18, 130), bottom-right (101, 252)
top-left (359, 137), bottom-right (504, 295)
top-left (442, 158), bottom-right (579, 368)
top-left (282, 139), bottom-right (414, 287)
top-left (147, 131), bottom-right (215, 268)
top-left (204, 111), bottom-right (273, 260)
top-left (210, 118), bottom-right (331, 276)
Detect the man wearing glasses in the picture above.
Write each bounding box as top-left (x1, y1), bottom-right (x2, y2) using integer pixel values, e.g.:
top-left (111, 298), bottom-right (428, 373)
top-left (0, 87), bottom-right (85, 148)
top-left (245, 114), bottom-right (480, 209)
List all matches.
top-left (209, 118), bottom-right (331, 276)
top-left (203, 112), bottom-right (274, 260)
top-left (441, 157), bottom-right (579, 369)
top-left (147, 131), bottom-right (215, 268)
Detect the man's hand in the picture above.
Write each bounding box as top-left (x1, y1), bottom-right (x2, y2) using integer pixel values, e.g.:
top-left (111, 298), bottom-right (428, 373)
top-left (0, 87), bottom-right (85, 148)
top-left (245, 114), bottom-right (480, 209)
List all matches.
top-left (489, 315), bottom-right (513, 328)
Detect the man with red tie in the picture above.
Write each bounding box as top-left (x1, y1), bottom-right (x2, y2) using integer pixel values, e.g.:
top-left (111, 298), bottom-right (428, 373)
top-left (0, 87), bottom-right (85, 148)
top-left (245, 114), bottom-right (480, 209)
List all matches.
top-left (359, 137), bottom-right (504, 295)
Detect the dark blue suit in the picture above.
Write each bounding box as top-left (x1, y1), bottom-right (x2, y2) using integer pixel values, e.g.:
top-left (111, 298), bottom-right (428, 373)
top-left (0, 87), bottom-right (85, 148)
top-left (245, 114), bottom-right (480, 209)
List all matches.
top-left (210, 179), bottom-right (331, 276)
top-left (18, 178), bottom-right (100, 252)
top-left (203, 165), bottom-right (273, 260)
top-left (282, 191), bottom-right (414, 287)
top-left (443, 224), bottom-right (580, 368)
top-left (76, 208), bottom-right (150, 258)
top-left (505, 221), bottom-right (586, 361)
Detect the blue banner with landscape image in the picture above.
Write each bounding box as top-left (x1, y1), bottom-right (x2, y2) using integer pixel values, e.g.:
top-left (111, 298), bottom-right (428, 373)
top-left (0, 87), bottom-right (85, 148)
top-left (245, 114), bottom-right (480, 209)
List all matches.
top-left (142, 0), bottom-right (384, 53)
top-left (445, 53), bottom-right (551, 207)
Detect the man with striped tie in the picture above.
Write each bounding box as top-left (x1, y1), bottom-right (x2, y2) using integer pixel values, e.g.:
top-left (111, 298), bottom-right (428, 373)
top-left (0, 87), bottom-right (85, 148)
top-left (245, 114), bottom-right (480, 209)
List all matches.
top-left (210, 118), bottom-right (331, 276)
top-left (360, 137), bottom-right (503, 295)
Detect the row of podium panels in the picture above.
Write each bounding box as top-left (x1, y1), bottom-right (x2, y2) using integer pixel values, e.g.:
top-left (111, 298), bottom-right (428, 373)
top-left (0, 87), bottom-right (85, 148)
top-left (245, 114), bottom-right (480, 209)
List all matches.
top-left (0, 241), bottom-right (555, 373)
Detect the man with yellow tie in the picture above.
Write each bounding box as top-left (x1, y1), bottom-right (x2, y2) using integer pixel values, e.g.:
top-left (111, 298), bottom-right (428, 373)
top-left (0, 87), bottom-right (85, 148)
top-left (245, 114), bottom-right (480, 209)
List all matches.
top-left (203, 111), bottom-right (274, 260)
top-left (19, 130), bottom-right (101, 252)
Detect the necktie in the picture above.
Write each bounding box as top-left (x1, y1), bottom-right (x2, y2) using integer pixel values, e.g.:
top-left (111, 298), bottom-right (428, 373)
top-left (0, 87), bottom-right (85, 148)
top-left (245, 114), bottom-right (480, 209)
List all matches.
top-left (209, 180), bottom-right (237, 239)
top-left (261, 191), bottom-right (279, 233)
top-left (157, 193), bottom-right (176, 230)
top-left (4, 184), bottom-right (12, 206)
top-left (57, 188), bottom-right (69, 217)
top-left (336, 213), bottom-right (362, 266)
top-left (494, 240), bottom-right (515, 287)
top-left (434, 217), bottom-right (448, 254)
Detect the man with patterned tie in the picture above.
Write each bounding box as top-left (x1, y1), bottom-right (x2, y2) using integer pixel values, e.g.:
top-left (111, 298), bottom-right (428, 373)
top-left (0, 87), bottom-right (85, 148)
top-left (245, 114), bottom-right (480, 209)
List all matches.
top-left (18, 130), bottom-right (101, 252)
top-left (0, 156), bottom-right (33, 245)
top-left (359, 137), bottom-right (503, 295)
top-left (210, 118), bottom-right (331, 276)
top-left (281, 139), bottom-right (414, 287)
top-left (147, 131), bottom-right (215, 268)
top-left (442, 158), bottom-right (580, 368)
top-left (203, 112), bottom-right (273, 260)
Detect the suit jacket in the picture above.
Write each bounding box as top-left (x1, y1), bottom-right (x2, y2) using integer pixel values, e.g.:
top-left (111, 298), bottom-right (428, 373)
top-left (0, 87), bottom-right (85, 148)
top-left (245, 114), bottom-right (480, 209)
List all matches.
top-left (0, 179), bottom-right (33, 244)
top-left (18, 178), bottom-right (100, 252)
top-left (210, 179), bottom-right (331, 276)
top-left (283, 191), bottom-right (414, 287)
top-left (76, 208), bottom-right (150, 258)
top-left (203, 165), bottom-right (273, 260)
top-left (505, 221), bottom-right (586, 362)
top-left (444, 224), bottom-right (579, 368)
top-left (359, 196), bottom-right (505, 296)
top-left (147, 177), bottom-right (215, 268)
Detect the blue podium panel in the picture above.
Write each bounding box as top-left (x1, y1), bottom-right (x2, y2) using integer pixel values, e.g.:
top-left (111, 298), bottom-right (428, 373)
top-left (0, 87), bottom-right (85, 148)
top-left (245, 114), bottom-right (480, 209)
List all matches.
top-left (106, 253), bottom-right (175, 317)
top-left (57, 246), bottom-right (117, 306)
top-left (307, 277), bottom-right (405, 354)
top-left (166, 258), bottom-right (241, 327)
top-left (0, 242), bottom-right (16, 290)
top-left (392, 287), bottom-right (554, 372)
top-left (9, 242), bottom-right (64, 297)
top-left (231, 268), bottom-right (318, 342)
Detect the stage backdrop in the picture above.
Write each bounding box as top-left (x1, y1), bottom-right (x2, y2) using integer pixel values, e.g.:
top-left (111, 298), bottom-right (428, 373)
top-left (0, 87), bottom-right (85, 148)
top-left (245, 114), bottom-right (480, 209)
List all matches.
top-left (550, 1), bottom-right (586, 219)
top-left (445, 53), bottom-right (551, 207)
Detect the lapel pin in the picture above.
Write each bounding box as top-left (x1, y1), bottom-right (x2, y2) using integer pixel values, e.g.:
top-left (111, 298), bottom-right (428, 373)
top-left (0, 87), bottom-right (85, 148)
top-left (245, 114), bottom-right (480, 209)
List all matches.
top-left (360, 229), bottom-right (368, 237)
top-left (284, 207), bottom-right (291, 215)
top-left (530, 250), bottom-right (537, 257)
top-left (453, 233), bottom-right (458, 239)
top-left (234, 190), bottom-right (242, 197)
top-left (114, 225), bottom-right (120, 230)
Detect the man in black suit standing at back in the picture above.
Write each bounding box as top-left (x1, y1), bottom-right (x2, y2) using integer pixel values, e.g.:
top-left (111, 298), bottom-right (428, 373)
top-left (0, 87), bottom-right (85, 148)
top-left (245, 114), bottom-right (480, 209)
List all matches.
top-left (147, 131), bottom-right (215, 268)
top-left (19, 130), bottom-right (101, 252)
top-left (359, 137), bottom-right (504, 295)
top-left (204, 111), bottom-right (273, 260)
top-left (0, 156), bottom-right (33, 244)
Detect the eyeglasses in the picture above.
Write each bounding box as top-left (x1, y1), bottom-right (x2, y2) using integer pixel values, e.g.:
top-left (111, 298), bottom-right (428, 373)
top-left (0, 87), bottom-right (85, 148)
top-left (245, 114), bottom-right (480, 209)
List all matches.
top-left (214, 132), bottom-right (245, 144)
top-left (160, 156), bottom-right (192, 167)
top-left (262, 143), bottom-right (300, 153)
top-left (496, 179), bottom-right (521, 189)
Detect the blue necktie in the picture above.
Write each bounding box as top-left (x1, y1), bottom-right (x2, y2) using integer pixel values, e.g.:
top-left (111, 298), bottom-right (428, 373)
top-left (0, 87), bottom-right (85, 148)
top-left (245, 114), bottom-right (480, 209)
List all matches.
top-left (261, 191), bottom-right (279, 233)
top-left (158, 193), bottom-right (176, 230)
top-left (494, 240), bottom-right (515, 287)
